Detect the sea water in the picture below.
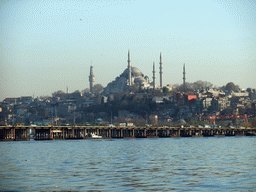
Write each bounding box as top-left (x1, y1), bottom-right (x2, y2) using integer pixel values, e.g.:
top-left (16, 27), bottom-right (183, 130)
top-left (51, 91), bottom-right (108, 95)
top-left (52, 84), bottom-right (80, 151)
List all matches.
top-left (0, 137), bottom-right (255, 191)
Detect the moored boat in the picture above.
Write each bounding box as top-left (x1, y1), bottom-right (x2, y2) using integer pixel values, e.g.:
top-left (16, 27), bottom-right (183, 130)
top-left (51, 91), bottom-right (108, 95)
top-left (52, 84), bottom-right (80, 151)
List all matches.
top-left (91, 133), bottom-right (102, 139)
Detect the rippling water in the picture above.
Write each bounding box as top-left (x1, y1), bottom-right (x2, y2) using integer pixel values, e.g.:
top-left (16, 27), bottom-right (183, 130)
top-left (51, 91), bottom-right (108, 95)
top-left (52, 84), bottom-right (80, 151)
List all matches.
top-left (0, 137), bottom-right (255, 191)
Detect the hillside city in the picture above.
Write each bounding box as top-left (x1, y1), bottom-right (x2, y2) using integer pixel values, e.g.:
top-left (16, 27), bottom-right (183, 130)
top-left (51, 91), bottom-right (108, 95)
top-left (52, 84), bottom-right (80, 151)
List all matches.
top-left (1, 52), bottom-right (256, 128)
top-left (1, 80), bottom-right (256, 128)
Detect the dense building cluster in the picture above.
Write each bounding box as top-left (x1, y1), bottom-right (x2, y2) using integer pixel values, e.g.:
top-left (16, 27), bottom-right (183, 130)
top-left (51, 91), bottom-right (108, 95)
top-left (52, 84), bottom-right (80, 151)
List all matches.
top-left (1, 87), bottom-right (255, 126)
top-left (161, 88), bottom-right (256, 121)
top-left (1, 51), bottom-right (255, 127)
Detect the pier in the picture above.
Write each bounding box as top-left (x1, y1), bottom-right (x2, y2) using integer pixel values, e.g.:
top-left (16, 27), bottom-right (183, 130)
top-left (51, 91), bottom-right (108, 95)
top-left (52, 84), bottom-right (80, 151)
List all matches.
top-left (0, 125), bottom-right (256, 141)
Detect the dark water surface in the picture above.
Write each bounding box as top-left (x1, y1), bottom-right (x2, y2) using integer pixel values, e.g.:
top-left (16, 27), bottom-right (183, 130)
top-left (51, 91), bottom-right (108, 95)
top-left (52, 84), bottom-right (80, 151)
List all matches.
top-left (0, 137), bottom-right (255, 191)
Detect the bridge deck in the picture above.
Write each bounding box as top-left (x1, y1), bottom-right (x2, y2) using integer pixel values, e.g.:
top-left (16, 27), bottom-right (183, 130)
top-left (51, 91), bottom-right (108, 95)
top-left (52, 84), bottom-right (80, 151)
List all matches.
top-left (0, 126), bottom-right (255, 141)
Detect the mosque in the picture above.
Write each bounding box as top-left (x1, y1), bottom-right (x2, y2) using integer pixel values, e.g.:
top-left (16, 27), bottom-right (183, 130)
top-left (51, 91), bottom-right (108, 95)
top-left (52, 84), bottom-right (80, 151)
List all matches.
top-left (89, 50), bottom-right (164, 95)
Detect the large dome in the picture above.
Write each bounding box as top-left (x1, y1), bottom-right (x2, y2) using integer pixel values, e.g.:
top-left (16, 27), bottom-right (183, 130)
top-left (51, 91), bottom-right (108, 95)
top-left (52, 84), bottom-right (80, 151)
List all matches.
top-left (121, 67), bottom-right (143, 78)
top-left (103, 64), bottom-right (158, 95)
top-left (134, 76), bottom-right (145, 84)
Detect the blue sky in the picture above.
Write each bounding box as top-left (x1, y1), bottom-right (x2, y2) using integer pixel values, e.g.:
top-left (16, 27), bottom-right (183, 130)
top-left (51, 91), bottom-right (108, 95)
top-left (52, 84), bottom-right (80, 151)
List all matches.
top-left (0, 0), bottom-right (255, 101)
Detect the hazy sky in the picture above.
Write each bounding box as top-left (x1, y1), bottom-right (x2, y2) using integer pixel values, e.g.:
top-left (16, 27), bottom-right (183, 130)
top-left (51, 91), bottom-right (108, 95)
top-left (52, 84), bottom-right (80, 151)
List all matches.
top-left (1, 0), bottom-right (255, 101)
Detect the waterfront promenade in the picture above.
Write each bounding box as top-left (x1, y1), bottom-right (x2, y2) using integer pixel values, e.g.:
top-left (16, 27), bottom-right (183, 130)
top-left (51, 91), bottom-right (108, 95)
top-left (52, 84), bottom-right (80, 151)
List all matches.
top-left (0, 125), bottom-right (255, 141)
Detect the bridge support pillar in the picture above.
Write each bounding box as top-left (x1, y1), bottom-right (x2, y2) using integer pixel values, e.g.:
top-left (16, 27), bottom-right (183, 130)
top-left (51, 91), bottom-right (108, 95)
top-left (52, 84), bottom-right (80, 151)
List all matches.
top-left (63, 128), bottom-right (65, 139)
top-left (50, 128), bottom-right (53, 139)
top-left (72, 128), bottom-right (74, 138)
top-left (120, 129), bottom-right (124, 137)
top-left (109, 129), bottom-right (111, 138)
top-left (12, 128), bottom-right (15, 140)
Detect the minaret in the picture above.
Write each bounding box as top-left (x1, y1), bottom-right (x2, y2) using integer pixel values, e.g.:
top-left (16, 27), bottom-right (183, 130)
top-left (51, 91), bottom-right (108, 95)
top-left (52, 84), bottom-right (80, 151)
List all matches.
top-left (89, 65), bottom-right (95, 93)
top-left (127, 50), bottom-right (132, 86)
top-left (183, 63), bottom-right (186, 93)
top-left (66, 86), bottom-right (69, 99)
top-left (159, 52), bottom-right (163, 88)
top-left (152, 62), bottom-right (156, 90)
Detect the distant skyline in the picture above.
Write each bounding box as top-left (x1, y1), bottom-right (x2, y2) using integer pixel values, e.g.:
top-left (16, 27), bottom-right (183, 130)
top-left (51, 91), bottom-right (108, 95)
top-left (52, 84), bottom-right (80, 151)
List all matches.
top-left (1, 0), bottom-right (256, 101)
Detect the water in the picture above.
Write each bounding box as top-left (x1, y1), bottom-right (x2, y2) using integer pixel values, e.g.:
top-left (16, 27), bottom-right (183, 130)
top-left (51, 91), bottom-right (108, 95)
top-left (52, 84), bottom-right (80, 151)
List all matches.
top-left (0, 137), bottom-right (255, 191)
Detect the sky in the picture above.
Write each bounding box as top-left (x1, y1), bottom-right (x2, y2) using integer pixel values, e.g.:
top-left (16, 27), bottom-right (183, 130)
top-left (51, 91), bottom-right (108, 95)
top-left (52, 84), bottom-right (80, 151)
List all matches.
top-left (0, 0), bottom-right (256, 101)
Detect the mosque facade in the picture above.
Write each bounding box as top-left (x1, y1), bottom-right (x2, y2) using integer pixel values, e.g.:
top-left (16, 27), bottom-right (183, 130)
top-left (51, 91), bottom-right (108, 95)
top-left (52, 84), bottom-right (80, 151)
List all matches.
top-left (90, 51), bottom-right (163, 95)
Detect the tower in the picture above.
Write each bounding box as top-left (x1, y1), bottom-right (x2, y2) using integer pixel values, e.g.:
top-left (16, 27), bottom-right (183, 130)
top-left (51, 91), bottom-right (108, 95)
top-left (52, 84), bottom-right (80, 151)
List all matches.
top-left (183, 63), bottom-right (186, 93)
top-left (127, 50), bottom-right (132, 86)
top-left (66, 86), bottom-right (69, 99)
top-left (89, 65), bottom-right (95, 93)
top-left (159, 52), bottom-right (163, 88)
top-left (152, 62), bottom-right (156, 90)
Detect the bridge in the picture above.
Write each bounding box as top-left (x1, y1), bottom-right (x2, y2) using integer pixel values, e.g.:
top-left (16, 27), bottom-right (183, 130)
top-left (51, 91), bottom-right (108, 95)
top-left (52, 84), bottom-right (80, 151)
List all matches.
top-left (0, 125), bottom-right (255, 141)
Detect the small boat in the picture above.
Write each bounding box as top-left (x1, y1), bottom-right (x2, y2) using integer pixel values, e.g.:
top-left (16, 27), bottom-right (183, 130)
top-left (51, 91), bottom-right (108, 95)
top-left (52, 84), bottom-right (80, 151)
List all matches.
top-left (91, 133), bottom-right (102, 139)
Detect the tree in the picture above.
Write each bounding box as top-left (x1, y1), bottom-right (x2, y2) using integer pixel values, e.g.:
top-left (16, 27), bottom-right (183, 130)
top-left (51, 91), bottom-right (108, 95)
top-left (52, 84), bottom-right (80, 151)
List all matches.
top-left (52, 90), bottom-right (65, 98)
top-left (81, 88), bottom-right (90, 95)
top-left (173, 80), bottom-right (213, 93)
top-left (93, 84), bottom-right (103, 95)
top-left (191, 80), bottom-right (213, 90)
top-left (73, 90), bottom-right (80, 94)
top-left (163, 87), bottom-right (169, 93)
top-left (222, 82), bottom-right (240, 92)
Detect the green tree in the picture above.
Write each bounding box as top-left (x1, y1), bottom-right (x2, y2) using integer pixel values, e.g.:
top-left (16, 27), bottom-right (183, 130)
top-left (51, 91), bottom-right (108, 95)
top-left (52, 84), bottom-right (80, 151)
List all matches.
top-left (163, 86), bottom-right (169, 93)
